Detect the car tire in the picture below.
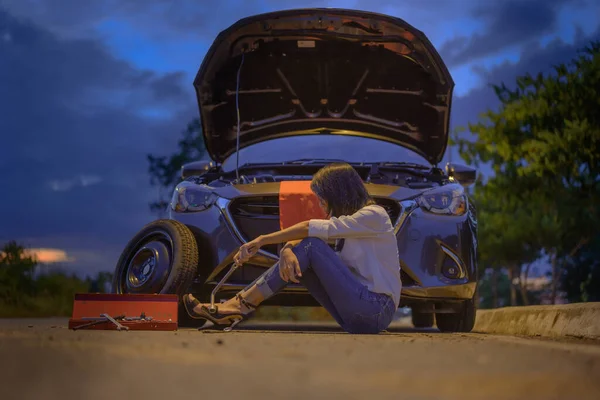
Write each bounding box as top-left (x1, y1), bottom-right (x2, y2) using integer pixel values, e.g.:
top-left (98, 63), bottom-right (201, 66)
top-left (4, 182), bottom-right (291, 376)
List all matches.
top-left (411, 312), bottom-right (435, 328)
top-left (113, 219), bottom-right (199, 298)
top-left (435, 297), bottom-right (476, 333)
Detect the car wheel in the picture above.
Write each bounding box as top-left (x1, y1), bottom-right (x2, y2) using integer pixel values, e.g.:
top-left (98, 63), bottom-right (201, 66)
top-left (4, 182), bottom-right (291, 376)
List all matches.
top-left (411, 312), bottom-right (434, 328)
top-left (113, 219), bottom-right (200, 296)
top-left (435, 297), bottom-right (476, 333)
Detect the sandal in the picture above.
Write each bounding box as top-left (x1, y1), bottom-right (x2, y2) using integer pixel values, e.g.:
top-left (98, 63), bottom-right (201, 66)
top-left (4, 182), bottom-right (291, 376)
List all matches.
top-left (183, 293), bottom-right (258, 332)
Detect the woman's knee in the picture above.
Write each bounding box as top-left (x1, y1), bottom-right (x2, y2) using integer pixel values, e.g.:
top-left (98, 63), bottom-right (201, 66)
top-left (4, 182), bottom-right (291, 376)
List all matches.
top-left (292, 237), bottom-right (329, 268)
top-left (299, 237), bottom-right (328, 250)
top-left (296, 237), bottom-right (330, 259)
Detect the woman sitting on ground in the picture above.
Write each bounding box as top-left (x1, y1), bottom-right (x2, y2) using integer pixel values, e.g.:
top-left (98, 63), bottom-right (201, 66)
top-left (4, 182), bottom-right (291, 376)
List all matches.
top-left (184, 162), bottom-right (402, 334)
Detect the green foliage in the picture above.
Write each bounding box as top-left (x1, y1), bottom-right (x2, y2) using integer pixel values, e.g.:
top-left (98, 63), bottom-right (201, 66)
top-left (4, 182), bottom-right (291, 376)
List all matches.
top-left (0, 241), bottom-right (112, 317)
top-left (147, 119), bottom-right (208, 213)
top-left (477, 270), bottom-right (514, 309)
top-left (0, 241), bottom-right (37, 305)
top-left (455, 41), bottom-right (600, 305)
top-left (561, 235), bottom-right (600, 303)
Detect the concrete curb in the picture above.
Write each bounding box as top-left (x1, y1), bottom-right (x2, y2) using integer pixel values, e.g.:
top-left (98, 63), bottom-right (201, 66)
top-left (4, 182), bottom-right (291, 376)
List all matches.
top-left (473, 303), bottom-right (600, 340)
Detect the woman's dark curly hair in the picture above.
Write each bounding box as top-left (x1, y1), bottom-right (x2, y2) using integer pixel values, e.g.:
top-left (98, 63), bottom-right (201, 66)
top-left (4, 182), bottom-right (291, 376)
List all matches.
top-left (310, 162), bottom-right (375, 218)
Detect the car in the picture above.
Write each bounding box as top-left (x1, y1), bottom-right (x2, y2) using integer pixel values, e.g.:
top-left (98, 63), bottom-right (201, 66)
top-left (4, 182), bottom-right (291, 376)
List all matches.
top-left (112, 8), bottom-right (479, 332)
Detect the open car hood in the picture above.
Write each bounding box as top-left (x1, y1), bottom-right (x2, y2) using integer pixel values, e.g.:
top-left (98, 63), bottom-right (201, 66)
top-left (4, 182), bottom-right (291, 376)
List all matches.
top-left (194, 8), bottom-right (454, 165)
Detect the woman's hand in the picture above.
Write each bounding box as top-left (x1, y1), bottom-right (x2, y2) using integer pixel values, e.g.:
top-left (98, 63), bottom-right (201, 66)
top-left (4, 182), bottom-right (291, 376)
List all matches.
top-left (233, 236), bottom-right (264, 266)
top-left (279, 247), bottom-right (302, 283)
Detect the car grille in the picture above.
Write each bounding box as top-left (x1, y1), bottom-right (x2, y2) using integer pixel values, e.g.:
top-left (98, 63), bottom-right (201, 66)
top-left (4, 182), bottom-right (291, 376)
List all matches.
top-left (228, 196), bottom-right (401, 255)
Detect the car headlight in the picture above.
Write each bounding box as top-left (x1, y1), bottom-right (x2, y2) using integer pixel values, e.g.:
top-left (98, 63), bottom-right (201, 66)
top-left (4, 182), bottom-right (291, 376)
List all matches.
top-left (170, 181), bottom-right (219, 212)
top-left (416, 184), bottom-right (467, 216)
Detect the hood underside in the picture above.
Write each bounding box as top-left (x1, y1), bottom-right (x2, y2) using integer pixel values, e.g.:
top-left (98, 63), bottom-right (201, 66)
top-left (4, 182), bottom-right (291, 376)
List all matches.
top-left (194, 8), bottom-right (454, 165)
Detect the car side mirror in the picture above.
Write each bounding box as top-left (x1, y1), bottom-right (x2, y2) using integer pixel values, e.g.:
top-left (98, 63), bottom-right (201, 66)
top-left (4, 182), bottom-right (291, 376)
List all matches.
top-left (181, 161), bottom-right (217, 179)
top-left (445, 162), bottom-right (477, 187)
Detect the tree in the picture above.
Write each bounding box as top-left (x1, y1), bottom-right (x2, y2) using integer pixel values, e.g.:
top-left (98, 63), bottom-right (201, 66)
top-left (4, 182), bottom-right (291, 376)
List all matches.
top-left (477, 268), bottom-right (512, 309)
top-left (87, 271), bottom-right (113, 293)
top-left (0, 241), bottom-right (37, 306)
top-left (147, 118), bottom-right (208, 214)
top-left (561, 234), bottom-right (600, 303)
top-left (1, 240), bottom-right (115, 317)
top-left (468, 174), bottom-right (542, 306)
top-left (454, 41), bottom-right (600, 304)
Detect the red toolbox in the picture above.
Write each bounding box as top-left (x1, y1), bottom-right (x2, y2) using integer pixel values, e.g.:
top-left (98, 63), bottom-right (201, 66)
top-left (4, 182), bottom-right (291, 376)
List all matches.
top-left (68, 293), bottom-right (179, 331)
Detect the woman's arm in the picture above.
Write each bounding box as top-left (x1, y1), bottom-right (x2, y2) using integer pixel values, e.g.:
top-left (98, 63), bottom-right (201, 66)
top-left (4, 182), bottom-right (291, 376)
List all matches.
top-left (309, 206), bottom-right (389, 240)
top-left (261, 205), bottom-right (387, 246)
top-left (235, 205), bottom-right (388, 265)
top-left (234, 222), bottom-right (309, 265)
top-left (258, 221), bottom-right (309, 247)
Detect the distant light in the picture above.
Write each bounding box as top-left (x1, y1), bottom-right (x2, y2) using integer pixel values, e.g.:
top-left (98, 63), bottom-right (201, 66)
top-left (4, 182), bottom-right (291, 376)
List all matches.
top-left (2, 32), bottom-right (11, 43)
top-left (24, 248), bottom-right (74, 264)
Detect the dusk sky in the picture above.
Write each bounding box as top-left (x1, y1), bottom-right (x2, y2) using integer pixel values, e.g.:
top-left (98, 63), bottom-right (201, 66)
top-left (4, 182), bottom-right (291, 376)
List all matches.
top-left (1, 0), bottom-right (599, 277)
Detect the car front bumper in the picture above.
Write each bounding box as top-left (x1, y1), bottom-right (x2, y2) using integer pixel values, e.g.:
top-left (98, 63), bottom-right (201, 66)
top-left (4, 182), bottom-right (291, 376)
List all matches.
top-left (170, 195), bottom-right (477, 306)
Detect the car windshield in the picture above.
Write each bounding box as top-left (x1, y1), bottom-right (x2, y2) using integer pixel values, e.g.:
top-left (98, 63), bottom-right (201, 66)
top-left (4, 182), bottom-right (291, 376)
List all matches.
top-left (221, 135), bottom-right (430, 172)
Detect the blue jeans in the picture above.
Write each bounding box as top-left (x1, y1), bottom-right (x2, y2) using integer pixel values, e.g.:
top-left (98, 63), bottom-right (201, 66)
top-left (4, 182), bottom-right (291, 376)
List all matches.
top-left (252, 237), bottom-right (396, 334)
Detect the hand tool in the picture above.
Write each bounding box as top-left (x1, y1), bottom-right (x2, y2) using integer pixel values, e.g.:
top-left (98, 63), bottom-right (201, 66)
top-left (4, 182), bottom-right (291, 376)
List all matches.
top-left (73, 314), bottom-right (127, 331)
top-left (101, 313), bottom-right (129, 331)
top-left (208, 262), bottom-right (241, 314)
top-left (124, 312), bottom-right (153, 321)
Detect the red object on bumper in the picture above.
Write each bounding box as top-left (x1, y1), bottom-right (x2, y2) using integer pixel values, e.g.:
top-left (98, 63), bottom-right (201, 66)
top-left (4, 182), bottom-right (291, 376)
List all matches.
top-left (68, 293), bottom-right (179, 331)
top-left (278, 180), bottom-right (327, 229)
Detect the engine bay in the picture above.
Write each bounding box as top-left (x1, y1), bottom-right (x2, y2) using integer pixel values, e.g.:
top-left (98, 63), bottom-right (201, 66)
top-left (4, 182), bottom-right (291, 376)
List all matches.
top-left (192, 161), bottom-right (448, 190)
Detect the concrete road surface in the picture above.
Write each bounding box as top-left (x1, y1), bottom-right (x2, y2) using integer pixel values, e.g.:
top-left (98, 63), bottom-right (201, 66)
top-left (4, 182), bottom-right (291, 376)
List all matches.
top-left (1, 318), bottom-right (599, 400)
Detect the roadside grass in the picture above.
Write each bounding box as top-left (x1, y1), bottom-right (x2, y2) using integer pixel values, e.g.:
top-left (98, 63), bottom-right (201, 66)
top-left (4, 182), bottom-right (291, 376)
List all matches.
top-left (0, 296), bottom-right (76, 318)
